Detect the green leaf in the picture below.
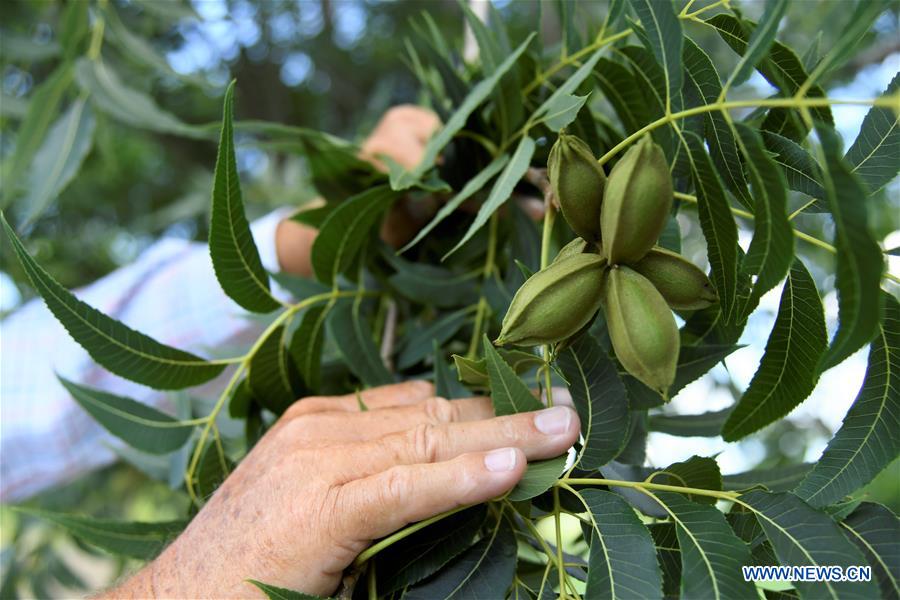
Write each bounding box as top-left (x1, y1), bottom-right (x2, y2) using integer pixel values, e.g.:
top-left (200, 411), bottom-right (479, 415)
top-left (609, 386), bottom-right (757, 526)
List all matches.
top-left (653, 492), bottom-right (756, 599)
top-left (795, 293), bottom-right (899, 507)
top-left (707, 14), bottom-right (832, 139)
top-left (400, 155), bottom-right (510, 253)
top-left (452, 349), bottom-right (542, 388)
top-left (75, 59), bottom-right (206, 138)
top-left (631, 0), bottom-right (682, 113)
top-left (405, 518), bottom-right (517, 600)
top-left (721, 0), bottom-right (789, 91)
top-left (845, 72), bottom-right (900, 195)
top-left (557, 334), bottom-right (630, 470)
top-left (249, 324), bottom-right (297, 415)
top-left (194, 440), bottom-right (233, 499)
top-left (311, 185), bottom-right (399, 284)
top-left (594, 58), bottom-right (651, 135)
top-left (445, 135), bottom-right (535, 259)
top-left (816, 123), bottom-right (884, 372)
top-left (580, 489), bottom-right (663, 599)
top-left (376, 506), bottom-right (487, 595)
top-left (20, 98), bottom-right (95, 225)
top-left (612, 47), bottom-right (677, 160)
top-left (228, 377), bottom-right (253, 419)
top-left (483, 335), bottom-right (543, 416)
top-left (459, 2), bottom-right (522, 139)
top-left (13, 508), bottom-right (185, 561)
top-left (532, 47), bottom-right (606, 120)
top-left (1, 63), bottom-right (73, 206)
top-left (684, 132), bottom-right (740, 324)
top-left (723, 463), bottom-right (813, 492)
top-left (508, 455), bottom-right (566, 501)
top-left (739, 491), bottom-right (880, 599)
top-left (398, 309), bottom-right (472, 370)
top-left (839, 502), bottom-right (900, 600)
top-left (1, 213), bottom-right (225, 389)
top-left (649, 522), bottom-right (681, 597)
top-left (132, 0), bottom-right (198, 22)
top-left (390, 35), bottom-right (534, 190)
top-left (209, 81), bottom-right (280, 313)
top-left (289, 304), bottom-right (331, 392)
top-left (722, 260), bottom-right (827, 441)
top-left (104, 6), bottom-right (208, 88)
top-left (654, 456), bottom-right (723, 505)
top-left (434, 343), bottom-right (471, 400)
top-left (387, 257), bottom-right (480, 309)
top-left (247, 580), bottom-right (327, 600)
top-left (329, 300), bottom-right (393, 387)
top-left (59, 377), bottom-right (192, 454)
top-left (540, 93), bottom-right (589, 132)
top-left (808, 0), bottom-right (889, 84)
top-left (682, 39), bottom-right (752, 210)
top-left (648, 407), bottom-right (733, 437)
top-left (734, 123), bottom-right (794, 315)
top-left (59, 0), bottom-right (89, 56)
top-left (270, 273), bottom-right (329, 301)
top-left (625, 344), bottom-right (742, 409)
top-left (762, 131), bottom-right (825, 205)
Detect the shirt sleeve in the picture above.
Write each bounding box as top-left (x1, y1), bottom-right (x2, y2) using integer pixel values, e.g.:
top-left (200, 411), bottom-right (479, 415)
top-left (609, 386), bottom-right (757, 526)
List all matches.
top-left (0, 209), bottom-right (292, 501)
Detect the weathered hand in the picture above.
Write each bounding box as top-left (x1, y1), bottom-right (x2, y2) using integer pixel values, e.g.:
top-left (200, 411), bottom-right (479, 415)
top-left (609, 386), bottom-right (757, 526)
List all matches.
top-left (103, 381), bottom-right (579, 598)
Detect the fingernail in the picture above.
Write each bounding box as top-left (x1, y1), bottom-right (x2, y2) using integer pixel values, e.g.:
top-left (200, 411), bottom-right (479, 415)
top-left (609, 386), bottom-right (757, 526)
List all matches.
top-left (484, 448), bottom-right (518, 472)
top-left (534, 406), bottom-right (573, 435)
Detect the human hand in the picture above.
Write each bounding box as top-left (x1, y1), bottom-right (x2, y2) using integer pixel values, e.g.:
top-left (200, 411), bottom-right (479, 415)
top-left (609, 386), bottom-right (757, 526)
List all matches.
top-left (104, 381), bottom-right (579, 598)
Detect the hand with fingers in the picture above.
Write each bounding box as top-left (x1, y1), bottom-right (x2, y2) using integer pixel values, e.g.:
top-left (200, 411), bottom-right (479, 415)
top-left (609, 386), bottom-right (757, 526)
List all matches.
top-left (101, 381), bottom-right (579, 599)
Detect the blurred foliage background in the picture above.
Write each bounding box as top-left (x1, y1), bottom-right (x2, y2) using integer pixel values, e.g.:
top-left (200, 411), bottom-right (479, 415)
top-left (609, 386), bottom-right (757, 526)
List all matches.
top-left (1, 0), bottom-right (898, 596)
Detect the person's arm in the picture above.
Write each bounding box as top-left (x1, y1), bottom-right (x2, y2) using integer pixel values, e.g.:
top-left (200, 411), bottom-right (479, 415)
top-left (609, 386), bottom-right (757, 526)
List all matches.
top-left (98, 382), bottom-right (580, 598)
top-left (0, 106), bottom-right (441, 502)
